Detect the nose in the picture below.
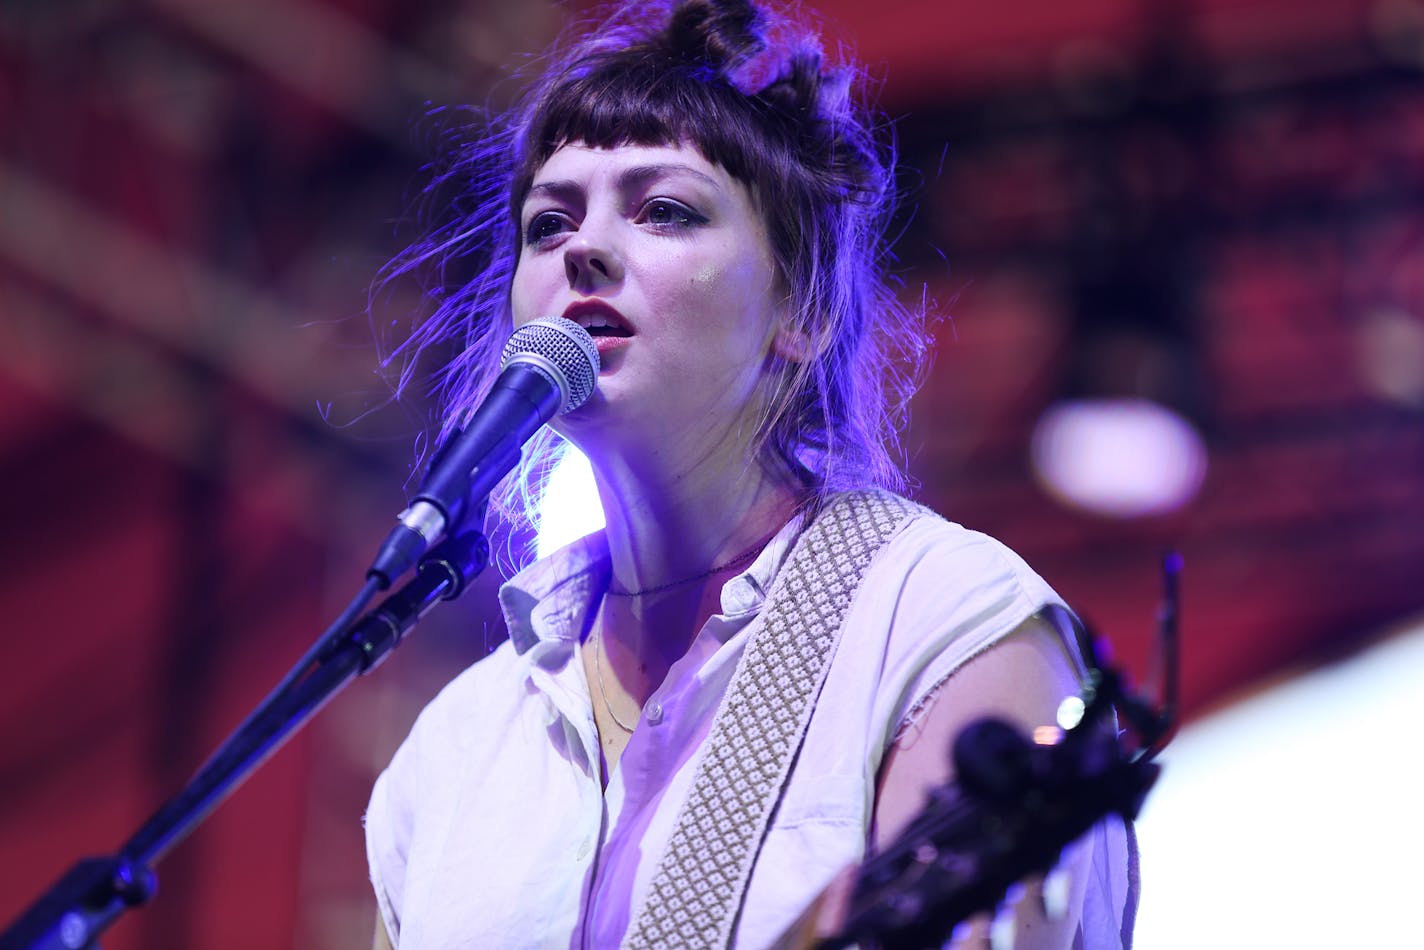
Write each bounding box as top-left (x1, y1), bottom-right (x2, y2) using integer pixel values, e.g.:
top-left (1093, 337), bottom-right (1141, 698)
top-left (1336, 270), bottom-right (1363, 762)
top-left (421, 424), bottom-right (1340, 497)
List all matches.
top-left (563, 227), bottom-right (623, 290)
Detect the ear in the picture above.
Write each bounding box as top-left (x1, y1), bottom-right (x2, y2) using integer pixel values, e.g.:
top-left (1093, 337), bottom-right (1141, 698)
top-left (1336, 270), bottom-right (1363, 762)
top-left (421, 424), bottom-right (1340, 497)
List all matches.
top-left (772, 322), bottom-right (817, 364)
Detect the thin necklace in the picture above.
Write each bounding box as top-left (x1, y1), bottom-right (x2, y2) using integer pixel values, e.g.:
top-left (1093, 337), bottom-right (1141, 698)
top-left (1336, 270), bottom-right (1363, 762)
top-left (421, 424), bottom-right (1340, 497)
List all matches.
top-left (591, 624), bottom-right (639, 733)
top-left (604, 528), bottom-right (781, 598)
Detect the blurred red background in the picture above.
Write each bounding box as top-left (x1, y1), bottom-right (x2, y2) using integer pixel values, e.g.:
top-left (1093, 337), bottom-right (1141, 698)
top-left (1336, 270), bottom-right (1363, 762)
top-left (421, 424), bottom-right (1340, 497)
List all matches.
top-left (2, 0), bottom-right (1421, 946)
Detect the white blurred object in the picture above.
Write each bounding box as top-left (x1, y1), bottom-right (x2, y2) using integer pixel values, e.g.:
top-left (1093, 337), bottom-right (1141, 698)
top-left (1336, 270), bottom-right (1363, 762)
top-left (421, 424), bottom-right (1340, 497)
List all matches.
top-left (1134, 615), bottom-right (1424, 948)
top-left (1355, 305), bottom-right (1424, 407)
top-left (535, 445), bottom-right (605, 559)
top-left (1030, 397), bottom-right (1207, 517)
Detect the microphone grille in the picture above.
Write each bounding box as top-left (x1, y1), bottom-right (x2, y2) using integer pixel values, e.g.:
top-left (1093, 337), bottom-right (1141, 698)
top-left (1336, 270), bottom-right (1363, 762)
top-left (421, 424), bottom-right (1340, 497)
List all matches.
top-left (501, 317), bottom-right (600, 414)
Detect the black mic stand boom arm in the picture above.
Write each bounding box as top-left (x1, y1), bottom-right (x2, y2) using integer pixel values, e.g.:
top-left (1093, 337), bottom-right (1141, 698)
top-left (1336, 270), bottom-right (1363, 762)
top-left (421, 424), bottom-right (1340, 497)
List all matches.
top-left (0, 530), bottom-right (491, 950)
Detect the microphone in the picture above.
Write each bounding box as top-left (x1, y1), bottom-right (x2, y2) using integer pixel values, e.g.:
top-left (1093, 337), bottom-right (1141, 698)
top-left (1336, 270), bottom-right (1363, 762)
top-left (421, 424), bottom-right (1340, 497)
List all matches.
top-left (368, 317), bottom-right (599, 586)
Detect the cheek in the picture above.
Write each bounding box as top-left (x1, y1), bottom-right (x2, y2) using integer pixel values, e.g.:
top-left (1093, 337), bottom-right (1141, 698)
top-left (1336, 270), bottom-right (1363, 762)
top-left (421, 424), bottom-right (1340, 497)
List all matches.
top-left (509, 258), bottom-right (544, 324)
top-left (694, 254), bottom-right (781, 348)
top-left (687, 262), bottom-right (721, 290)
top-left (684, 234), bottom-right (772, 297)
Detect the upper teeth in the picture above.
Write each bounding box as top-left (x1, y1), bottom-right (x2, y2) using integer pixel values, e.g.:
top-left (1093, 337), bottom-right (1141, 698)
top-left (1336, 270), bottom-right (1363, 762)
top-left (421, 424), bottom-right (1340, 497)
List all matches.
top-left (580, 314), bottom-right (617, 329)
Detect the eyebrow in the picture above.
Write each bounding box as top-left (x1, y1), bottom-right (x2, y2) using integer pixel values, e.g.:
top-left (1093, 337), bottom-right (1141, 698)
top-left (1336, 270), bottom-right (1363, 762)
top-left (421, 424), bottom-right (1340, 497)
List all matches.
top-left (523, 162), bottom-right (723, 208)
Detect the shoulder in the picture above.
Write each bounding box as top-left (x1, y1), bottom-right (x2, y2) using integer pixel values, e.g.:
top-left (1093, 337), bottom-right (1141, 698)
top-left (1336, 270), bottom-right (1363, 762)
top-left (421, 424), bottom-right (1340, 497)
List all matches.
top-left (820, 491), bottom-right (1053, 593)
top-left (395, 638), bottom-right (526, 763)
top-left (828, 496), bottom-right (1071, 736)
top-left (866, 501), bottom-right (1065, 631)
top-left (369, 636), bottom-right (528, 836)
top-left (366, 638), bottom-right (525, 858)
top-left (364, 639), bottom-right (527, 945)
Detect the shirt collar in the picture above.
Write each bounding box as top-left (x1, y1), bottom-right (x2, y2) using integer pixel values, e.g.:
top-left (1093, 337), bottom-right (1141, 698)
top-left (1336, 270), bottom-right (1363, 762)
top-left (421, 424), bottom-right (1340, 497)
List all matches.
top-left (716, 511), bottom-right (806, 618)
top-left (497, 509), bottom-right (811, 655)
top-left (498, 532), bottom-right (610, 655)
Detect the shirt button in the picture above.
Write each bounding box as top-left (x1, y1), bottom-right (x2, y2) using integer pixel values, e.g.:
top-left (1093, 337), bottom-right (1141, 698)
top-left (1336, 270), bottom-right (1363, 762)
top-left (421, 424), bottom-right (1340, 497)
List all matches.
top-left (576, 838), bottom-right (592, 860)
top-left (645, 701), bottom-right (664, 724)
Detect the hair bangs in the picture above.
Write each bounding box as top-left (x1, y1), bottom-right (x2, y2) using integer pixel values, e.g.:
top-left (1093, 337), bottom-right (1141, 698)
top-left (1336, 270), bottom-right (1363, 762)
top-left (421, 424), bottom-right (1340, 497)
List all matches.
top-left (515, 56), bottom-right (783, 207)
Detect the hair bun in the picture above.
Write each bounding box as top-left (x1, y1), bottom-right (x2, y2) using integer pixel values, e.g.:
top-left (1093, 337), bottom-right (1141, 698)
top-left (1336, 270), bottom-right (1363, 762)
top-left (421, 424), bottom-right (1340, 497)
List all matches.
top-left (757, 49), bottom-right (823, 117)
top-left (662, 0), bottom-right (764, 73)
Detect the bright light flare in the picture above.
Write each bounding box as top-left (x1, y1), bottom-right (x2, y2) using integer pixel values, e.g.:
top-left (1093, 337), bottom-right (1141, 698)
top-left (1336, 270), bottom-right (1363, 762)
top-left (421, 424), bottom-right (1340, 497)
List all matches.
top-left (535, 446), bottom-right (605, 559)
top-left (1057, 694), bottom-right (1087, 731)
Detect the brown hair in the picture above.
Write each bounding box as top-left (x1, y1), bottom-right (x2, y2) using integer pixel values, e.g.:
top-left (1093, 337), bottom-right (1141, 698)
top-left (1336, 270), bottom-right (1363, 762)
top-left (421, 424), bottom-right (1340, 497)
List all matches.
top-left (375, 0), bottom-right (928, 561)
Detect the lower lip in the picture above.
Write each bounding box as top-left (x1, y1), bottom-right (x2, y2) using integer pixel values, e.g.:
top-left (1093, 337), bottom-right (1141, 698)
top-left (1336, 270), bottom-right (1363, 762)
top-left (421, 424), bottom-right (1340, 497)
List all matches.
top-left (591, 335), bottom-right (631, 361)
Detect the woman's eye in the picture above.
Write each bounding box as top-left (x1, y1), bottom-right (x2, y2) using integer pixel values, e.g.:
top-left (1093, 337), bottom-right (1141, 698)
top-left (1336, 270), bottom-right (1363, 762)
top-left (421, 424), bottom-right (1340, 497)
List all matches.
top-left (524, 211), bottom-right (570, 245)
top-left (642, 199), bottom-right (705, 229)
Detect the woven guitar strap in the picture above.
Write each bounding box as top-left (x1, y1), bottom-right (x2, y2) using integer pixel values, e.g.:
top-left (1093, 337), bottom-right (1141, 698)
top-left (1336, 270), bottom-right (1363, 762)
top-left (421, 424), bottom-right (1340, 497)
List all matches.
top-left (623, 489), bottom-right (923, 949)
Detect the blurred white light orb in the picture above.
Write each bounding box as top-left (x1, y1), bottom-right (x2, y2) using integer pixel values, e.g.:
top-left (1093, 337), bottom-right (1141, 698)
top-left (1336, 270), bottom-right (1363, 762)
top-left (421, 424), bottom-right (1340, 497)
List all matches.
top-left (1355, 305), bottom-right (1424, 407)
top-left (1030, 397), bottom-right (1207, 517)
top-left (535, 446), bottom-right (605, 559)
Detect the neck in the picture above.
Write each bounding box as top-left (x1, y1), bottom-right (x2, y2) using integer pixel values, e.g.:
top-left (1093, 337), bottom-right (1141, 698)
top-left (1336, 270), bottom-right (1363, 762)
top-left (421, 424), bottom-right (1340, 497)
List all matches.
top-left (587, 459), bottom-right (801, 682)
top-left (592, 451), bottom-right (803, 600)
top-left (557, 399), bottom-right (804, 664)
top-left (557, 398), bottom-right (800, 593)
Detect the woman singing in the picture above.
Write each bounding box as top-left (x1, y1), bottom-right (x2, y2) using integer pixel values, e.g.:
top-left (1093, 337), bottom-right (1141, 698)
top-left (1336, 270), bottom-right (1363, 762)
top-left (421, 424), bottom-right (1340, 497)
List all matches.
top-left (365, 0), bottom-right (1135, 946)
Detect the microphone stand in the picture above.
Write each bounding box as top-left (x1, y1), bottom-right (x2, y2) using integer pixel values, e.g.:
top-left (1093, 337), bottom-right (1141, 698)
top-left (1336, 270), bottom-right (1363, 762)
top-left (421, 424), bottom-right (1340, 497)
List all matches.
top-left (0, 530), bottom-right (490, 950)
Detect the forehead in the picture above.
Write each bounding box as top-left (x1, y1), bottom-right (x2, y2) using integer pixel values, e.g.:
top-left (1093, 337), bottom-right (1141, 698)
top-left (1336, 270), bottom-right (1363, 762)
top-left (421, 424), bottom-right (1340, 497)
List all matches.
top-left (526, 141), bottom-right (749, 200)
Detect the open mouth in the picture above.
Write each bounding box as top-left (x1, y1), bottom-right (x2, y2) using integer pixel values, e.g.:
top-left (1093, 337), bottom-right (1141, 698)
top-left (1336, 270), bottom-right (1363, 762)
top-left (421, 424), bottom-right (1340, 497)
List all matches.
top-left (583, 320), bottom-right (633, 338)
top-left (563, 301), bottom-right (634, 339)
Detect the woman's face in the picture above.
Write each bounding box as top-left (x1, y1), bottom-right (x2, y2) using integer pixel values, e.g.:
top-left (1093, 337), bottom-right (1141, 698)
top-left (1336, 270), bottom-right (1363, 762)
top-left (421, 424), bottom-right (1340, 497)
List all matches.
top-left (511, 141), bottom-right (787, 451)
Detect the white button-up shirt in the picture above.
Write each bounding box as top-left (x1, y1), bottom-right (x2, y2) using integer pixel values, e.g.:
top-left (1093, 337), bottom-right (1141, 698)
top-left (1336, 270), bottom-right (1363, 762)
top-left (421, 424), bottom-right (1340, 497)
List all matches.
top-left (366, 509), bottom-right (1134, 948)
